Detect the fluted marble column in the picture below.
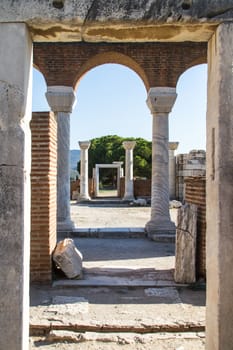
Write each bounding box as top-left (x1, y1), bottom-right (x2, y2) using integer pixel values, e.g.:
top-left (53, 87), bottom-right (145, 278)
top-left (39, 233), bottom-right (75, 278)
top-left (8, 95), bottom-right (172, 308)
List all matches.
top-left (169, 142), bottom-right (179, 199)
top-left (78, 141), bottom-right (91, 201)
top-left (123, 141), bottom-right (136, 201)
top-left (145, 87), bottom-right (177, 238)
top-left (46, 86), bottom-right (76, 230)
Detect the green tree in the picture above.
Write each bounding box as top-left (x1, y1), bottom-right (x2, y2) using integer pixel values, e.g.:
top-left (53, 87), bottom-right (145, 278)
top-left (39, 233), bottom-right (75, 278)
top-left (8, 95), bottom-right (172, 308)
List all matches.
top-left (77, 135), bottom-right (152, 180)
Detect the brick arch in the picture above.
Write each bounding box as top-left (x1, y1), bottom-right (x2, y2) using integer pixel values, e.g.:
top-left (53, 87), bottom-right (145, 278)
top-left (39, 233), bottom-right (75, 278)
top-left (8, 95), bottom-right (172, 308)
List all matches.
top-left (74, 51), bottom-right (149, 91)
top-left (33, 42), bottom-right (207, 90)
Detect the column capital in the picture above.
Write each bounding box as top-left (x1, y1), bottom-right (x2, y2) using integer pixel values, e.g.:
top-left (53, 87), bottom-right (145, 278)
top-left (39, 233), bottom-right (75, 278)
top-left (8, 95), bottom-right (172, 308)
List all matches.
top-left (79, 141), bottom-right (91, 150)
top-left (169, 142), bottom-right (179, 151)
top-left (147, 87), bottom-right (177, 115)
top-left (46, 85), bottom-right (76, 113)
top-left (123, 140), bottom-right (136, 150)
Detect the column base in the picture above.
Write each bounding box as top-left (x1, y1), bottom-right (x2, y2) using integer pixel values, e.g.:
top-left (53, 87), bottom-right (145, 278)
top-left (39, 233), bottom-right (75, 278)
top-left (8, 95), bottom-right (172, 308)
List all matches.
top-left (123, 195), bottom-right (135, 201)
top-left (77, 195), bottom-right (91, 202)
top-left (145, 219), bottom-right (176, 241)
top-left (57, 218), bottom-right (75, 232)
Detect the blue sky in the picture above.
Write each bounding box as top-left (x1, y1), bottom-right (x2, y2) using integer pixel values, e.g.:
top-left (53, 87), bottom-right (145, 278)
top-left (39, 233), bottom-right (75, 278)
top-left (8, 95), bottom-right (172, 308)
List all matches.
top-left (32, 63), bottom-right (207, 154)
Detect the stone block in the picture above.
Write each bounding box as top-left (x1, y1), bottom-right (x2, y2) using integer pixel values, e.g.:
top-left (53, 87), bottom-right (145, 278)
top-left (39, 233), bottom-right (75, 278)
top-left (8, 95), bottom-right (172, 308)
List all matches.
top-left (53, 239), bottom-right (83, 279)
top-left (174, 203), bottom-right (197, 284)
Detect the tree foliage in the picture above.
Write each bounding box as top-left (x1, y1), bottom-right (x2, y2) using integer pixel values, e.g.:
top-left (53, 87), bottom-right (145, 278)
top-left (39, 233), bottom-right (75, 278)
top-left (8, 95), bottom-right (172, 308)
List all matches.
top-left (78, 135), bottom-right (152, 179)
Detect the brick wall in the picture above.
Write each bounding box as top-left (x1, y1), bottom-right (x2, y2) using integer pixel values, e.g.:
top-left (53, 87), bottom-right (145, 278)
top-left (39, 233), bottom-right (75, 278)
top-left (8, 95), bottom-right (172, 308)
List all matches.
top-left (184, 176), bottom-right (206, 279)
top-left (30, 112), bottom-right (57, 282)
top-left (34, 42), bottom-right (207, 89)
top-left (120, 177), bottom-right (151, 198)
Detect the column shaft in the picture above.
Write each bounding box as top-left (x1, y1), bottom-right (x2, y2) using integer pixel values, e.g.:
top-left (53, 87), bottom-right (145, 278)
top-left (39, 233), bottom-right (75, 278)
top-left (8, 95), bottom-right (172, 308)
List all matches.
top-left (123, 141), bottom-right (136, 200)
top-left (79, 141), bottom-right (91, 201)
top-left (0, 23), bottom-right (32, 350)
top-left (57, 112), bottom-right (71, 223)
top-left (46, 86), bottom-right (76, 230)
top-left (169, 142), bottom-right (179, 199)
top-left (206, 22), bottom-right (233, 350)
top-left (145, 87), bottom-right (177, 238)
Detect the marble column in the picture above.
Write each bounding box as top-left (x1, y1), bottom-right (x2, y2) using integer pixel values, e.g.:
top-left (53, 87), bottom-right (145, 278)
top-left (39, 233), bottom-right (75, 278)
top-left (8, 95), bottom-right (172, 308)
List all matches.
top-left (206, 23), bottom-right (233, 350)
top-left (0, 24), bottom-right (32, 350)
top-left (145, 87), bottom-right (177, 238)
top-left (123, 141), bottom-right (136, 201)
top-left (169, 142), bottom-right (179, 199)
top-left (78, 141), bottom-right (91, 201)
top-left (46, 86), bottom-right (76, 230)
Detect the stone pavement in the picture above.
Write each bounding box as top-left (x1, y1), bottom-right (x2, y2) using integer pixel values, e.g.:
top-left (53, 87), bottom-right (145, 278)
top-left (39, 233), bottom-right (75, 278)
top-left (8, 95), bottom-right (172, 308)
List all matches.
top-left (30, 200), bottom-right (206, 349)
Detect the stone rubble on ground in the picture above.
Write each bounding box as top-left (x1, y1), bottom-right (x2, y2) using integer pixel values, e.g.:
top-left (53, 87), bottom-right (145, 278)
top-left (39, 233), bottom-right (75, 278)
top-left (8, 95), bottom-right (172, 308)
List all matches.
top-left (53, 238), bottom-right (83, 279)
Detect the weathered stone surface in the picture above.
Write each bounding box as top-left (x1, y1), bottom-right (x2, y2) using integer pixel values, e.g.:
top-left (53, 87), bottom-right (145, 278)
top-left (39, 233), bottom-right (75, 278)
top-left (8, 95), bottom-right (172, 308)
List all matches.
top-left (206, 22), bottom-right (233, 350)
top-left (0, 1), bottom-right (233, 42)
top-left (174, 204), bottom-right (197, 284)
top-left (53, 239), bottom-right (83, 278)
top-left (0, 23), bottom-right (32, 350)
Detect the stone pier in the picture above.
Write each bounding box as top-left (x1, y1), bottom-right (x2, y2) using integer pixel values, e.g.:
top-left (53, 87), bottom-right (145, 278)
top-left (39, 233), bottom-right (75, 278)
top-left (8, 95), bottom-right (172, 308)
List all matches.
top-left (0, 23), bottom-right (32, 350)
top-left (169, 142), bottom-right (179, 199)
top-left (46, 86), bottom-right (76, 230)
top-left (123, 141), bottom-right (136, 201)
top-left (145, 87), bottom-right (177, 239)
top-left (206, 22), bottom-right (233, 350)
top-left (78, 141), bottom-right (91, 201)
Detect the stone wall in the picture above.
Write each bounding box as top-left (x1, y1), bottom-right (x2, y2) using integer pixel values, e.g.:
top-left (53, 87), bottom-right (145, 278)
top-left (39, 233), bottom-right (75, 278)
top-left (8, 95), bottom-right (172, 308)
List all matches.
top-left (176, 150), bottom-right (206, 201)
top-left (184, 176), bottom-right (206, 279)
top-left (30, 112), bottom-right (57, 282)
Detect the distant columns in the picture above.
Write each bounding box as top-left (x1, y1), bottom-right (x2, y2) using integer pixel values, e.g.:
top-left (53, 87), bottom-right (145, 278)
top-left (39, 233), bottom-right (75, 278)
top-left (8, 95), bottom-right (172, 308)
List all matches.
top-left (78, 141), bottom-right (91, 201)
top-left (169, 142), bottom-right (179, 199)
top-left (123, 141), bottom-right (136, 201)
top-left (46, 85), bottom-right (76, 230)
top-left (145, 87), bottom-right (177, 239)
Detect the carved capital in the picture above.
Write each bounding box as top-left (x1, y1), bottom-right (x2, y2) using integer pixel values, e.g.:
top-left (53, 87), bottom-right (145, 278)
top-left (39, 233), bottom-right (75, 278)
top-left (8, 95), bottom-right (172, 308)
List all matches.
top-left (79, 141), bottom-right (91, 150)
top-left (147, 87), bottom-right (177, 115)
top-left (46, 86), bottom-right (76, 113)
top-left (123, 141), bottom-right (136, 150)
top-left (169, 142), bottom-right (179, 151)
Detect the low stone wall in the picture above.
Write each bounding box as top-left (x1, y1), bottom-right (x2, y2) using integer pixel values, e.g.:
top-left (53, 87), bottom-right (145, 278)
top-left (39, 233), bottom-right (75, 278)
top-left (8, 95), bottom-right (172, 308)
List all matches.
top-left (184, 176), bottom-right (206, 279)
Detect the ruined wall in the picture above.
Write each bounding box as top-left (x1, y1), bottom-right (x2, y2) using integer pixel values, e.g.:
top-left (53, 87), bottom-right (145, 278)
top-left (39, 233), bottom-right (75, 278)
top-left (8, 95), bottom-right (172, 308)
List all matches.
top-left (176, 150), bottom-right (206, 201)
top-left (185, 176), bottom-right (206, 279)
top-left (30, 112), bottom-right (57, 282)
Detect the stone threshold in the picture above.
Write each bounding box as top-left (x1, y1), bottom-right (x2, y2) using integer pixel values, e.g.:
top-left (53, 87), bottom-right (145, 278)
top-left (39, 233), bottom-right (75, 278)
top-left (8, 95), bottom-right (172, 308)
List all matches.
top-left (52, 279), bottom-right (186, 288)
top-left (58, 227), bottom-right (147, 239)
top-left (58, 228), bottom-right (175, 242)
top-left (30, 321), bottom-right (205, 337)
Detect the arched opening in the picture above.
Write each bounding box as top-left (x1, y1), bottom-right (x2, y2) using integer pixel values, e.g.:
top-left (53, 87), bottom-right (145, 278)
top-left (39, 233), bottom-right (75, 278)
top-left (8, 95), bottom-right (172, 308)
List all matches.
top-left (32, 67), bottom-right (49, 111)
top-left (71, 63), bottom-right (151, 202)
top-left (170, 64), bottom-right (207, 154)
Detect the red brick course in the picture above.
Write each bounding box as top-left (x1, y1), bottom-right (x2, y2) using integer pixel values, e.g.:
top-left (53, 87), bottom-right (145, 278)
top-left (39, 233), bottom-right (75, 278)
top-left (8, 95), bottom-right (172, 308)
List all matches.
top-left (30, 112), bottom-right (57, 282)
top-left (34, 42), bottom-right (207, 90)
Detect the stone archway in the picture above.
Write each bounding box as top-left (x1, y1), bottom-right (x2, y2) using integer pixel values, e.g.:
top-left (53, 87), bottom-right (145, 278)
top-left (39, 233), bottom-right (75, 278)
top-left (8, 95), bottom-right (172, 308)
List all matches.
top-left (1, 3), bottom-right (233, 350)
